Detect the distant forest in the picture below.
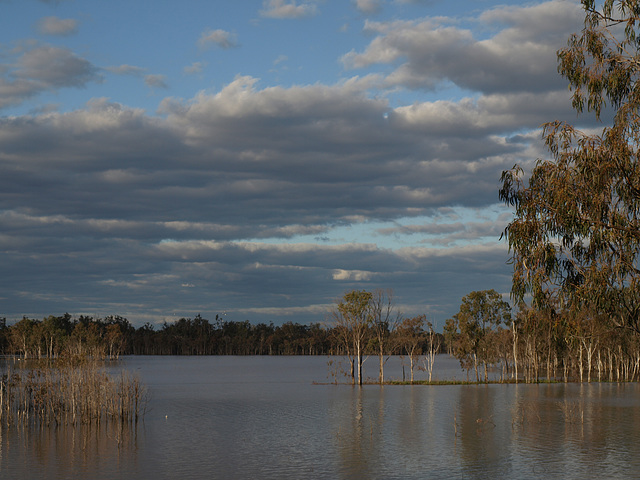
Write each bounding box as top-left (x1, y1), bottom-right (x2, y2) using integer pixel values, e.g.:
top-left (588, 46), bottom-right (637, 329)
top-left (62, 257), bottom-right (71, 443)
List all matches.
top-left (0, 313), bottom-right (444, 358)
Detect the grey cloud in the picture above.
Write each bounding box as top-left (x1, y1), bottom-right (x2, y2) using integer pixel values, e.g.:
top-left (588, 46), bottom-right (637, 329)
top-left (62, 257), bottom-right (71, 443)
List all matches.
top-left (376, 217), bottom-right (506, 246)
top-left (15, 45), bottom-right (99, 88)
top-left (184, 62), bottom-right (206, 75)
top-left (389, 90), bottom-right (583, 137)
top-left (105, 65), bottom-right (170, 91)
top-left (343, 0), bottom-right (583, 94)
top-left (0, 51), bottom-right (566, 325)
top-left (0, 78), bottom-right (546, 231)
top-left (355, 0), bottom-right (383, 14)
top-left (145, 74), bottom-right (168, 89)
top-left (106, 64), bottom-right (147, 76)
top-left (0, 45), bottom-right (101, 109)
top-left (37, 16), bottom-right (78, 36)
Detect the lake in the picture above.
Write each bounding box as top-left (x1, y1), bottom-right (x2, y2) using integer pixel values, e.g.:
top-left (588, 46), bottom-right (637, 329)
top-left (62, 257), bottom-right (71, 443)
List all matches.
top-left (2, 355), bottom-right (640, 479)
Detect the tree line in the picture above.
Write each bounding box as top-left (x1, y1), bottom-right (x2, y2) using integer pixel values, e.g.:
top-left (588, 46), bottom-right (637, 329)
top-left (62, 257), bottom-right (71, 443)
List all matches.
top-left (0, 312), bottom-right (445, 361)
top-left (3, 283), bottom-right (640, 385)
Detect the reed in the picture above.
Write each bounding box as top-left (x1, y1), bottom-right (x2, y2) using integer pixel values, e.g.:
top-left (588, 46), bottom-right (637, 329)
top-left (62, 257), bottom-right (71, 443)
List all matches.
top-left (0, 356), bottom-right (147, 427)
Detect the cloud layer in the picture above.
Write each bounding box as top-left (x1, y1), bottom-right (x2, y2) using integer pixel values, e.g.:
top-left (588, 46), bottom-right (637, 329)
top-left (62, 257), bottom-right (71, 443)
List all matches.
top-left (0, 1), bottom-right (595, 326)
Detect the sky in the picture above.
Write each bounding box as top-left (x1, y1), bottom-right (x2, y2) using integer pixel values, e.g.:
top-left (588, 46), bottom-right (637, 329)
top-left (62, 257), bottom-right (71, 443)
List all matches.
top-left (0, 0), bottom-right (596, 328)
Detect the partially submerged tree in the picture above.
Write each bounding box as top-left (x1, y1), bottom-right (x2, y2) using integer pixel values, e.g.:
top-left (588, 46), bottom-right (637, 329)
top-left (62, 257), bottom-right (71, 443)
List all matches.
top-left (395, 315), bottom-right (425, 383)
top-left (422, 320), bottom-right (441, 382)
top-left (369, 288), bottom-right (400, 384)
top-left (331, 290), bottom-right (373, 385)
top-left (452, 290), bottom-right (511, 382)
top-left (500, 0), bottom-right (640, 333)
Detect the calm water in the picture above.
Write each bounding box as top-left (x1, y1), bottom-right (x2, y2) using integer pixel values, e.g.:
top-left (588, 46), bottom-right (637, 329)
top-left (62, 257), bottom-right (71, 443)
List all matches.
top-left (2, 355), bottom-right (640, 479)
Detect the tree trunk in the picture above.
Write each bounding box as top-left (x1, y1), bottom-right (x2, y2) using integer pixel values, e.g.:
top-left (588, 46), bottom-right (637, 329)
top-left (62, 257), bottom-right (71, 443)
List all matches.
top-left (512, 321), bottom-right (518, 384)
top-left (474, 353), bottom-right (479, 382)
top-left (350, 358), bottom-right (355, 385)
top-left (579, 343), bottom-right (584, 383)
top-left (379, 344), bottom-right (384, 384)
top-left (410, 355), bottom-right (415, 384)
top-left (356, 340), bottom-right (362, 386)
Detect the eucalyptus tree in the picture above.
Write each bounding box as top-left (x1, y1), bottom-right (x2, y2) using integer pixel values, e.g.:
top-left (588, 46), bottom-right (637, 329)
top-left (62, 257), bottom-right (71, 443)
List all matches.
top-left (443, 317), bottom-right (458, 355)
top-left (331, 290), bottom-right (373, 385)
top-left (10, 317), bottom-right (36, 359)
top-left (422, 320), bottom-right (441, 382)
top-left (453, 290), bottom-right (511, 382)
top-left (500, 0), bottom-right (640, 334)
top-left (395, 315), bottom-right (426, 383)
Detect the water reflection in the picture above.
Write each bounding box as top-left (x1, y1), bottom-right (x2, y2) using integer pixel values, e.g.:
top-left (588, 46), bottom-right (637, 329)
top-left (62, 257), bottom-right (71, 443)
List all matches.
top-left (327, 377), bottom-right (640, 479)
top-left (454, 385), bottom-right (509, 478)
top-left (333, 387), bottom-right (373, 479)
top-left (3, 356), bottom-right (640, 479)
top-left (0, 420), bottom-right (142, 479)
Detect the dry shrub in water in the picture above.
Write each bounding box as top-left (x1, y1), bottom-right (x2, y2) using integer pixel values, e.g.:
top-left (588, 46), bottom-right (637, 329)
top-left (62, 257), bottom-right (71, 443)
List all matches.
top-left (0, 356), bottom-right (148, 427)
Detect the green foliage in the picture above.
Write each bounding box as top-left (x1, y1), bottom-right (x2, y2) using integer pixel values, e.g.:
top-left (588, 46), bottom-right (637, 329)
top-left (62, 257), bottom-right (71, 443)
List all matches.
top-left (500, 0), bottom-right (640, 333)
top-left (450, 290), bottom-right (511, 381)
top-left (332, 289), bottom-right (375, 385)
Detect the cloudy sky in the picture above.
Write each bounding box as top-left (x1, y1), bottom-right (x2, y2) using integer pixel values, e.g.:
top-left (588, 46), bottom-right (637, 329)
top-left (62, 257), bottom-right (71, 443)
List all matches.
top-left (0, 0), bottom-right (593, 328)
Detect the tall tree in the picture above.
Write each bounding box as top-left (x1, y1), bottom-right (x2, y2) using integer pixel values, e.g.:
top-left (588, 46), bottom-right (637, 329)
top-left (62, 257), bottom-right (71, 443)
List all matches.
top-left (500, 0), bottom-right (640, 333)
top-left (332, 290), bottom-right (373, 385)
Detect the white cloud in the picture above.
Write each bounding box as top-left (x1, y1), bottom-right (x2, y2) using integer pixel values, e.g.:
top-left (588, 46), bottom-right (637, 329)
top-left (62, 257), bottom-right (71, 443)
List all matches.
top-left (273, 55), bottom-right (288, 66)
top-left (198, 29), bottom-right (238, 49)
top-left (260, 0), bottom-right (318, 19)
top-left (332, 269), bottom-right (375, 281)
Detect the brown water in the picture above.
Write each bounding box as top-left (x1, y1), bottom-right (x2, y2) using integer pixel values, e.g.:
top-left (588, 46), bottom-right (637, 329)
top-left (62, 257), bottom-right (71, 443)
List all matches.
top-left (1, 355), bottom-right (639, 479)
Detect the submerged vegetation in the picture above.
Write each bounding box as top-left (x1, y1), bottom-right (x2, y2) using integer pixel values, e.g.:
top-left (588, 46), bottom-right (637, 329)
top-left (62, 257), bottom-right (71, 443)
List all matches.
top-left (0, 356), bottom-right (147, 427)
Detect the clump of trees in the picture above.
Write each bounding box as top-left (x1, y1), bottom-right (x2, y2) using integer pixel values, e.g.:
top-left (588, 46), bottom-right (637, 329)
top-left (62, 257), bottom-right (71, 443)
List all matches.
top-left (446, 290), bottom-right (511, 383)
top-left (488, 0), bottom-right (640, 382)
top-left (445, 290), bottom-right (640, 383)
top-left (331, 289), bottom-right (443, 385)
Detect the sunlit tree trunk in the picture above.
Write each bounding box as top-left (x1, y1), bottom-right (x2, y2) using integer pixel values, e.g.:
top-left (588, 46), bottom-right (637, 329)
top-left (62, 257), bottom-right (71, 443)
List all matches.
top-left (512, 321), bottom-right (518, 384)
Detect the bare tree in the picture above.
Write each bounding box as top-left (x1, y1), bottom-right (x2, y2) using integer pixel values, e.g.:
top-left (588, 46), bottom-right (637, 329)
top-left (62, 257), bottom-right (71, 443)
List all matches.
top-left (422, 320), bottom-right (441, 383)
top-left (369, 289), bottom-right (400, 384)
